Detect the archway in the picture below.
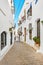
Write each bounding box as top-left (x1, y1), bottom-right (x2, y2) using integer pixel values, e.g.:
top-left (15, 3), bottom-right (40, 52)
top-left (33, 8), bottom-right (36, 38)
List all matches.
top-left (1, 31), bottom-right (7, 50)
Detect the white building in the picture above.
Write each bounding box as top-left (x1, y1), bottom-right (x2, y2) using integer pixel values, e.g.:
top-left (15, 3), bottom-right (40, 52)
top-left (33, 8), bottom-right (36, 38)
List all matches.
top-left (18, 0), bottom-right (43, 53)
top-left (0, 0), bottom-right (14, 60)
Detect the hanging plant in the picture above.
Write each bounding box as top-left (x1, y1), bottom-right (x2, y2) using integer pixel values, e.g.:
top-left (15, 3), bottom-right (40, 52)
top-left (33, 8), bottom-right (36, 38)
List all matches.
top-left (41, 21), bottom-right (43, 24)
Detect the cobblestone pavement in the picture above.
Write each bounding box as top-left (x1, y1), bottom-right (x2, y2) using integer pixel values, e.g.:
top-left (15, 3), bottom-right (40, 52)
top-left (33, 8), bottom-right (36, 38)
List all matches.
top-left (0, 41), bottom-right (43, 65)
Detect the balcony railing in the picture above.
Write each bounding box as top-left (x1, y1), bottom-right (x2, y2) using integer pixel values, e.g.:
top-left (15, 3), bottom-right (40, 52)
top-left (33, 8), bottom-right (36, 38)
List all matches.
top-left (18, 27), bottom-right (22, 36)
top-left (18, 31), bottom-right (22, 36)
top-left (11, 5), bottom-right (14, 14)
top-left (18, 20), bottom-right (22, 26)
top-left (21, 15), bottom-right (26, 22)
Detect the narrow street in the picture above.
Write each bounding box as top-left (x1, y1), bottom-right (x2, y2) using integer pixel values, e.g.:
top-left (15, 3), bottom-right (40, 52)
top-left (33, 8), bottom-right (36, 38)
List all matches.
top-left (0, 42), bottom-right (43, 65)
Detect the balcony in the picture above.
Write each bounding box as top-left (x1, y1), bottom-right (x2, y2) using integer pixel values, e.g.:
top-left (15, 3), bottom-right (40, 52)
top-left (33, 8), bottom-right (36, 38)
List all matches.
top-left (21, 15), bottom-right (26, 22)
top-left (18, 20), bottom-right (22, 26)
top-left (11, 0), bottom-right (15, 14)
top-left (11, 5), bottom-right (14, 14)
top-left (18, 27), bottom-right (22, 36)
top-left (18, 31), bottom-right (22, 36)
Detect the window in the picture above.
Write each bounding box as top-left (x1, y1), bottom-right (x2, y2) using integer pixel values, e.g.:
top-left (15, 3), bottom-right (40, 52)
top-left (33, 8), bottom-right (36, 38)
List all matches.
top-left (24, 28), bottom-right (26, 41)
top-left (30, 2), bottom-right (32, 16)
top-left (29, 23), bottom-right (32, 40)
top-left (35, 0), bottom-right (38, 4)
top-left (27, 2), bottom-right (32, 18)
top-left (10, 32), bottom-right (12, 45)
top-left (1, 31), bottom-right (7, 50)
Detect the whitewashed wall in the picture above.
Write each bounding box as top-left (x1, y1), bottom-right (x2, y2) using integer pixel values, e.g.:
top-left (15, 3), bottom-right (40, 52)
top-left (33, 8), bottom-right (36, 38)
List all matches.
top-left (18, 0), bottom-right (43, 53)
top-left (0, 0), bottom-right (14, 60)
top-left (32, 0), bottom-right (43, 53)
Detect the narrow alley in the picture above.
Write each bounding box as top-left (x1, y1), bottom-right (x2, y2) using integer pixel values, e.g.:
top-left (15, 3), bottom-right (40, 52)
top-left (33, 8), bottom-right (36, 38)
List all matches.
top-left (0, 42), bottom-right (43, 65)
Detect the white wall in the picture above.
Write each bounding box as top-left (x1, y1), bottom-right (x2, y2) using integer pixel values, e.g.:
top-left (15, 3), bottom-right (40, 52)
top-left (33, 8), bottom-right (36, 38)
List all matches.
top-left (18, 0), bottom-right (43, 53)
top-left (0, 0), bottom-right (14, 60)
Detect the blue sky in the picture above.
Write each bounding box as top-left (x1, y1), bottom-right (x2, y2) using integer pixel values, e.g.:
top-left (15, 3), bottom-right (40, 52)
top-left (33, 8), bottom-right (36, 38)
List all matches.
top-left (13, 0), bottom-right (25, 28)
top-left (13, 0), bottom-right (38, 28)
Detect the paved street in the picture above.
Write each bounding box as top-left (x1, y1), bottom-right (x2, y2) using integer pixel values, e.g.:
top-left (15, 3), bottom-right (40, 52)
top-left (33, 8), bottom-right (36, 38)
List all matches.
top-left (0, 42), bottom-right (43, 65)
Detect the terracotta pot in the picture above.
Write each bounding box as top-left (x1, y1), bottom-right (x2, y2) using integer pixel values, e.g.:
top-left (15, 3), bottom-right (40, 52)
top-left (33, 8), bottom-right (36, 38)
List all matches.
top-left (35, 42), bottom-right (40, 47)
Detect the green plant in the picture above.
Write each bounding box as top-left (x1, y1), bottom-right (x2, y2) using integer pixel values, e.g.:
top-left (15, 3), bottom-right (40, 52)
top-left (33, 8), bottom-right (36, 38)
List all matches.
top-left (36, 38), bottom-right (40, 43)
top-left (33, 36), bottom-right (40, 43)
top-left (33, 36), bottom-right (37, 42)
top-left (41, 21), bottom-right (43, 24)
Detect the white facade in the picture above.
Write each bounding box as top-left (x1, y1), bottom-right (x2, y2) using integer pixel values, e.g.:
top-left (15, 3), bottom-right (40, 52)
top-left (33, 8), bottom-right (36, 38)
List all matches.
top-left (0, 0), bottom-right (14, 60)
top-left (18, 0), bottom-right (43, 53)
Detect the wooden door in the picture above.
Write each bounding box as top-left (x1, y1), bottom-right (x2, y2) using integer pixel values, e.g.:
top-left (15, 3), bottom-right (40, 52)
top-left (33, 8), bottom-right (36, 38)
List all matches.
top-left (37, 19), bottom-right (40, 46)
top-left (24, 28), bottom-right (26, 42)
top-left (10, 32), bottom-right (12, 45)
top-left (37, 19), bottom-right (40, 38)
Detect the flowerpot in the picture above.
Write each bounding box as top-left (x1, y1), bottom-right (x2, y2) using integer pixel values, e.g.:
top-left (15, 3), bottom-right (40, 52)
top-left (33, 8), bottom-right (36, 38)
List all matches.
top-left (35, 42), bottom-right (40, 48)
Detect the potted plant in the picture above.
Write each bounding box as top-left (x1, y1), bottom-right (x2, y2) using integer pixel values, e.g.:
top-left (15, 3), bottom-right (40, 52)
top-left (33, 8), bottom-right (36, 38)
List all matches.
top-left (33, 36), bottom-right (40, 47)
top-left (33, 36), bottom-right (37, 42)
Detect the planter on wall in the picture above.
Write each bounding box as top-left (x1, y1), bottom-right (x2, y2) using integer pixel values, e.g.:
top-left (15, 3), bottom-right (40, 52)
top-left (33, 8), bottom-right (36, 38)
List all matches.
top-left (9, 28), bottom-right (12, 32)
top-left (41, 21), bottom-right (43, 24)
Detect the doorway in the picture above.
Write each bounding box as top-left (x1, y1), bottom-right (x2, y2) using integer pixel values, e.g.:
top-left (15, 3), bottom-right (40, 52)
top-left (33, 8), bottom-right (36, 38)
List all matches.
top-left (1, 31), bottom-right (7, 50)
top-left (10, 32), bottom-right (12, 45)
top-left (24, 28), bottom-right (26, 42)
top-left (37, 18), bottom-right (40, 46)
top-left (37, 19), bottom-right (40, 38)
top-left (29, 23), bottom-right (32, 40)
